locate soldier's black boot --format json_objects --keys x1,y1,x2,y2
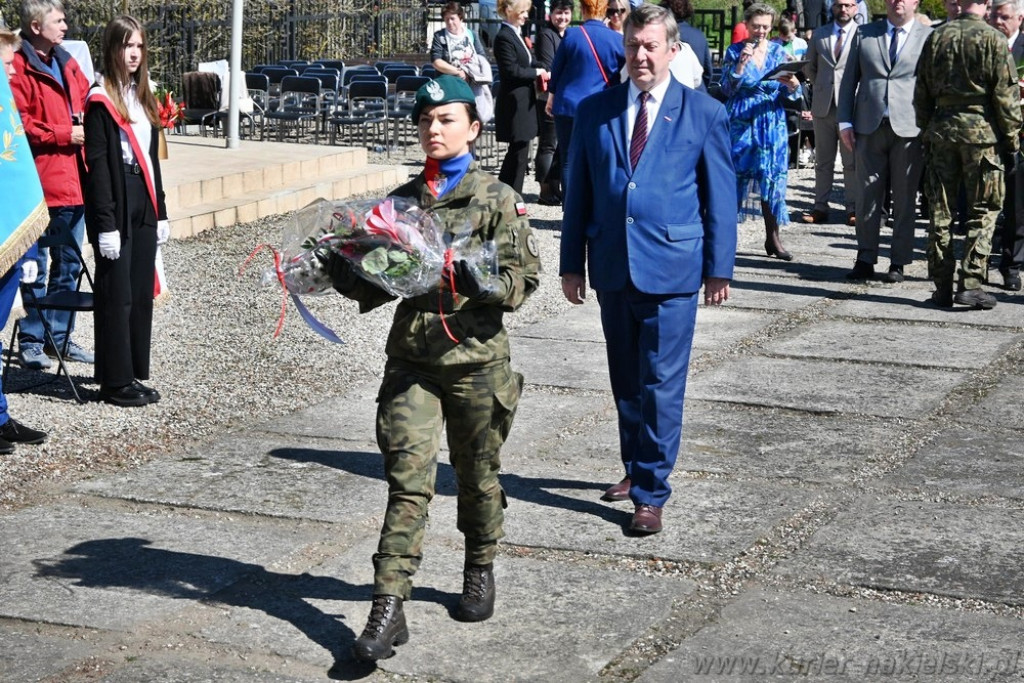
[
  {"x1": 352, "y1": 595, "x2": 409, "y2": 661},
  {"x1": 456, "y1": 563, "x2": 495, "y2": 622}
]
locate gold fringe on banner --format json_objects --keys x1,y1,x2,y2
[{"x1": 0, "y1": 201, "x2": 49, "y2": 278}]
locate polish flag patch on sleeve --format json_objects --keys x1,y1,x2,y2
[{"x1": 515, "y1": 201, "x2": 528, "y2": 216}]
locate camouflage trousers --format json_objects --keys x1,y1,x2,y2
[
  {"x1": 924, "y1": 140, "x2": 1005, "y2": 290},
  {"x1": 372, "y1": 357, "x2": 523, "y2": 600}
]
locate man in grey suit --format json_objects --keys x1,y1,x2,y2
[
  {"x1": 838, "y1": 0, "x2": 931, "y2": 282},
  {"x1": 802, "y1": 0, "x2": 859, "y2": 226}
]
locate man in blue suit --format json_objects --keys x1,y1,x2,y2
[{"x1": 560, "y1": 3, "x2": 737, "y2": 535}]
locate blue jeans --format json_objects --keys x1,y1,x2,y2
[{"x1": 19, "y1": 205, "x2": 85, "y2": 350}]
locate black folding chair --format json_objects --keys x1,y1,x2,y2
[
  {"x1": 2, "y1": 233, "x2": 94, "y2": 403},
  {"x1": 390, "y1": 75, "x2": 429, "y2": 147},
  {"x1": 264, "y1": 75, "x2": 322, "y2": 143},
  {"x1": 329, "y1": 79, "x2": 389, "y2": 149}
]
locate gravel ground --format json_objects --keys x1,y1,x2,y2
[{"x1": 0, "y1": 147, "x2": 575, "y2": 510}]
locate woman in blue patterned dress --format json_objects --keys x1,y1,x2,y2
[{"x1": 721, "y1": 3, "x2": 802, "y2": 261}]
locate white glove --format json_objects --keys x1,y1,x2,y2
[
  {"x1": 156, "y1": 219, "x2": 171, "y2": 245},
  {"x1": 20, "y1": 260, "x2": 38, "y2": 284},
  {"x1": 98, "y1": 231, "x2": 121, "y2": 260}
]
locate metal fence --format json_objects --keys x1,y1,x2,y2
[
  {"x1": 0, "y1": 1, "x2": 733, "y2": 91},
  {"x1": 0, "y1": 0, "x2": 429, "y2": 92}
]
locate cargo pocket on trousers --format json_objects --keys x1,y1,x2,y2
[
  {"x1": 980, "y1": 153, "x2": 1005, "y2": 212},
  {"x1": 486, "y1": 368, "x2": 523, "y2": 453}
]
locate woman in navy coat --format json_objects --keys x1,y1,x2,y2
[{"x1": 493, "y1": 0, "x2": 547, "y2": 193}]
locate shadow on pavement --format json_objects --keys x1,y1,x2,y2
[{"x1": 32, "y1": 537, "x2": 455, "y2": 680}]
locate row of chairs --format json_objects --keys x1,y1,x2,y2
[
  {"x1": 245, "y1": 70, "x2": 434, "y2": 148},
  {"x1": 264, "y1": 59, "x2": 434, "y2": 76}
]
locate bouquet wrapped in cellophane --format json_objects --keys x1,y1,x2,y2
[{"x1": 245, "y1": 196, "x2": 498, "y2": 342}]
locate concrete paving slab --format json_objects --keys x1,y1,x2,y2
[
  {"x1": 829, "y1": 286, "x2": 1024, "y2": 327},
  {"x1": 0, "y1": 626, "x2": 97, "y2": 682},
  {"x1": 891, "y1": 426, "x2": 1024, "y2": 501},
  {"x1": 260, "y1": 382, "x2": 379, "y2": 442},
  {"x1": 499, "y1": 476, "x2": 818, "y2": 564},
  {"x1": 959, "y1": 373, "x2": 1024, "y2": 429},
  {"x1": 0, "y1": 504, "x2": 323, "y2": 630},
  {"x1": 687, "y1": 356, "x2": 967, "y2": 418},
  {"x1": 515, "y1": 302, "x2": 774, "y2": 352},
  {"x1": 194, "y1": 536, "x2": 694, "y2": 682},
  {"x1": 512, "y1": 336, "x2": 615, "y2": 391},
  {"x1": 725, "y1": 276, "x2": 844, "y2": 311},
  {"x1": 681, "y1": 403, "x2": 900, "y2": 482},
  {"x1": 514, "y1": 301, "x2": 604, "y2": 343},
  {"x1": 520, "y1": 401, "x2": 900, "y2": 483},
  {"x1": 73, "y1": 434, "x2": 386, "y2": 524},
  {"x1": 692, "y1": 307, "x2": 774, "y2": 351},
  {"x1": 101, "y1": 661, "x2": 317, "y2": 682},
  {"x1": 774, "y1": 495, "x2": 1024, "y2": 605},
  {"x1": 637, "y1": 586, "x2": 1024, "y2": 682},
  {"x1": 764, "y1": 319, "x2": 1013, "y2": 369}
]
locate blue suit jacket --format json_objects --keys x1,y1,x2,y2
[
  {"x1": 549, "y1": 20, "x2": 625, "y2": 118},
  {"x1": 560, "y1": 78, "x2": 737, "y2": 295}
]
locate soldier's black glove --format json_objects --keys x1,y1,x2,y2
[
  {"x1": 451, "y1": 259, "x2": 494, "y2": 300},
  {"x1": 323, "y1": 253, "x2": 360, "y2": 294}
]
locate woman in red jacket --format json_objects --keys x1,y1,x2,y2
[{"x1": 83, "y1": 15, "x2": 169, "y2": 407}]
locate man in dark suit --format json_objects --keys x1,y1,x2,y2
[
  {"x1": 560, "y1": 4, "x2": 736, "y2": 535},
  {"x1": 661, "y1": 0, "x2": 713, "y2": 90},
  {"x1": 991, "y1": 0, "x2": 1024, "y2": 291},
  {"x1": 838, "y1": 0, "x2": 931, "y2": 283},
  {"x1": 802, "y1": 0, "x2": 859, "y2": 226},
  {"x1": 803, "y1": 0, "x2": 831, "y2": 31}
]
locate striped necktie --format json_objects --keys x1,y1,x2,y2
[{"x1": 629, "y1": 91, "x2": 649, "y2": 170}]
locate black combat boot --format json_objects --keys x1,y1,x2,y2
[
  {"x1": 351, "y1": 595, "x2": 409, "y2": 661},
  {"x1": 456, "y1": 563, "x2": 495, "y2": 622}
]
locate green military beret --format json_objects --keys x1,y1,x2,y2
[{"x1": 411, "y1": 75, "x2": 476, "y2": 123}]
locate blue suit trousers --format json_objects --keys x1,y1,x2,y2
[{"x1": 597, "y1": 283, "x2": 698, "y2": 507}]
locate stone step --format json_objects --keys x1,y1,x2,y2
[
  {"x1": 159, "y1": 136, "x2": 409, "y2": 239},
  {"x1": 169, "y1": 163, "x2": 409, "y2": 238}
]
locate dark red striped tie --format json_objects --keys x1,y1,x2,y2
[{"x1": 629, "y1": 91, "x2": 649, "y2": 170}]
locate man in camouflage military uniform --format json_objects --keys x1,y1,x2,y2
[
  {"x1": 914, "y1": 0, "x2": 1022, "y2": 308},
  {"x1": 328, "y1": 75, "x2": 541, "y2": 662}
]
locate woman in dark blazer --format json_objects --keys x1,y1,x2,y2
[
  {"x1": 493, "y1": 0, "x2": 547, "y2": 194},
  {"x1": 83, "y1": 15, "x2": 169, "y2": 407}
]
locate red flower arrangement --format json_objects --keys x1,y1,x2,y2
[{"x1": 155, "y1": 88, "x2": 185, "y2": 129}]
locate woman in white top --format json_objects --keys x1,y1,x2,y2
[
  {"x1": 430, "y1": 1, "x2": 487, "y2": 80},
  {"x1": 83, "y1": 15, "x2": 169, "y2": 407}
]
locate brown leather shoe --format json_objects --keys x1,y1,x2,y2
[
  {"x1": 630, "y1": 504, "x2": 663, "y2": 534},
  {"x1": 801, "y1": 210, "x2": 828, "y2": 224},
  {"x1": 846, "y1": 212, "x2": 856, "y2": 226},
  {"x1": 601, "y1": 477, "x2": 631, "y2": 502}
]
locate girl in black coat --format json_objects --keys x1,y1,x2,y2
[
  {"x1": 493, "y1": 0, "x2": 548, "y2": 194},
  {"x1": 83, "y1": 15, "x2": 169, "y2": 407}
]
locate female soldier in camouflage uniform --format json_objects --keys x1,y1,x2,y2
[{"x1": 329, "y1": 74, "x2": 541, "y2": 662}]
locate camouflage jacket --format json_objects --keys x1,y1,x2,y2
[
  {"x1": 913, "y1": 14, "x2": 1022, "y2": 152},
  {"x1": 341, "y1": 163, "x2": 542, "y2": 365}
]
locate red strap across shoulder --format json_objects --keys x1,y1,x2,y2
[{"x1": 579, "y1": 27, "x2": 610, "y2": 86}]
